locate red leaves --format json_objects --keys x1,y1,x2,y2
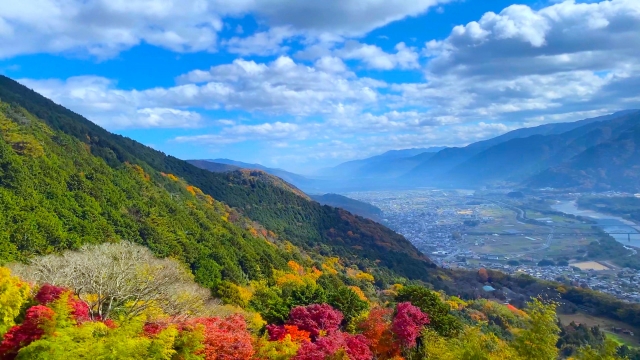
[
  {"x1": 287, "y1": 304, "x2": 343, "y2": 340},
  {"x1": 187, "y1": 314, "x2": 254, "y2": 360},
  {"x1": 391, "y1": 302, "x2": 429, "y2": 349},
  {"x1": 270, "y1": 305, "x2": 372, "y2": 360},
  {"x1": 266, "y1": 324, "x2": 311, "y2": 343},
  {"x1": 143, "y1": 322, "x2": 167, "y2": 337},
  {"x1": 34, "y1": 284, "x2": 90, "y2": 322},
  {"x1": 34, "y1": 284, "x2": 66, "y2": 305},
  {"x1": 68, "y1": 298, "x2": 90, "y2": 322},
  {"x1": 0, "y1": 305, "x2": 55, "y2": 359},
  {"x1": 293, "y1": 332, "x2": 371, "y2": 360}
]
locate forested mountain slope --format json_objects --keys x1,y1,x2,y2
[
  {"x1": 201, "y1": 158, "x2": 312, "y2": 187},
  {"x1": 0, "y1": 75, "x2": 434, "y2": 284},
  {"x1": 0, "y1": 101, "x2": 295, "y2": 288},
  {"x1": 445, "y1": 111, "x2": 640, "y2": 186},
  {"x1": 309, "y1": 194, "x2": 383, "y2": 221},
  {"x1": 187, "y1": 159, "x2": 240, "y2": 173},
  {"x1": 529, "y1": 120, "x2": 640, "y2": 191}
]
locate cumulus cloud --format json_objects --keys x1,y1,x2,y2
[
  {"x1": 406, "y1": 0, "x2": 640, "y2": 123},
  {"x1": 174, "y1": 56, "x2": 383, "y2": 115},
  {"x1": 11, "y1": 0, "x2": 640, "y2": 168},
  {"x1": 337, "y1": 41, "x2": 420, "y2": 70},
  {"x1": 0, "y1": 0, "x2": 447, "y2": 58},
  {"x1": 0, "y1": 0, "x2": 224, "y2": 58},
  {"x1": 18, "y1": 76, "x2": 202, "y2": 129},
  {"x1": 17, "y1": 56, "x2": 385, "y2": 129},
  {"x1": 224, "y1": 26, "x2": 296, "y2": 56}
]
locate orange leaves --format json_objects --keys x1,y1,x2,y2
[
  {"x1": 346, "y1": 268, "x2": 375, "y2": 283},
  {"x1": 275, "y1": 262, "x2": 323, "y2": 287},
  {"x1": 130, "y1": 164, "x2": 150, "y2": 181},
  {"x1": 187, "y1": 314, "x2": 254, "y2": 360},
  {"x1": 321, "y1": 258, "x2": 341, "y2": 276},
  {"x1": 186, "y1": 185, "x2": 204, "y2": 196},
  {"x1": 478, "y1": 268, "x2": 489, "y2": 283},
  {"x1": 288, "y1": 261, "x2": 304, "y2": 275},
  {"x1": 357, "y1": 307, "x2": 399, "y2": 360},
  {"x1": 267, "y1": 325, "x2": 311, "y2": 343},
  {"x1": 276, "y1": 273, "x2": 305, "y2": 287}
]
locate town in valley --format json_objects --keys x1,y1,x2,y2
[{"x1": 347, "y1": 189, "x2": 640, "y2": 303}]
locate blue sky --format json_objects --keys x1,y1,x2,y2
[{"x1": 1, "y1": 0, "x2": 639, "y2": 173}]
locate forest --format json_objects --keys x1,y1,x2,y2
[{"x1": 0, "y1": 243, "x2": 631, "y2": 359}]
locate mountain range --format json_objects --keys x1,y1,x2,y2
[{"x1": 195, "y1": 110, "x2": 640, "y2": 193}]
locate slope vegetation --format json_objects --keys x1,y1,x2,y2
[{"x1": 0, "y1": 75, "x2": 434, "y2": 284}]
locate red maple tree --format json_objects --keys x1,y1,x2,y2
[
  {"x1": 0, "y1": 305, "x2": 55, "y2": 359},
  {"x1": 287, "y1": 304, "x2": 343, "y2": 340},
  {"x1": 391, "y1": 302, "x2": 429, "y2": 348}
]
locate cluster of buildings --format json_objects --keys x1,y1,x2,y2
[
  {"x1": 442, "y1": 259, "x2": 640, "y2": 303},
  {"x1": 347, "y1": 189, "x2": 640, "y2": 303}
]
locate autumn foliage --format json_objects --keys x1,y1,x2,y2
[
  {"x1": 358, "y1": 307, "x2": 400, "y2": 359},
  {"x1": 0, "y1": 305, "x2": 55, "y2": 359},
  {"x1": 391, "y1": 302, "x2": 430, "y2": 348},
  {"x1": 267, "y1": 324, "x2": 311, "y2": 343},
  {"x1": 187, "y1": 314, "x2": 255, "y2": 360},
  {"x1": 287, "y1": 304, "x2": 343, "y2": 340},
  {"x1": 35, "y1": 284, "x2": 90, "y2": 322},
  {"x1": 293, "y1": 331, "x2": 372, "y2": 360}
]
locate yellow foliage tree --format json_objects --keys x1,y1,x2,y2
[{"x1": 0, "y1": 267, "x2": 31, "y2": 336}]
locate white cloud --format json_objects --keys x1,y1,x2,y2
[
  {"x1": 337, "y1": 41, "x2": 420, "y2": 70},
  {"x1": 18, "y1": 76, "x2": 202, "y2": 129},
  {"x1": 0, "y1": 0, "x2": 225, "y2": 58},
  {"x1": 173, "y1": 56, "x2": 384, "y2": 115},
  {"x1": 408, "y1": 0, "x2": 640, "y2": 123},
  {"x1": 314, "y1": 57, "x2": 348, "y2": 73},
  {"x1": 224, "y1": 26, "x2": 295, "y2": 56},
  {"x1": 175, "y1": 121, "x2": 308, "y2": 145},
  {"x1": 0, "y1": 0, "x2": 448, "y2": 58}
]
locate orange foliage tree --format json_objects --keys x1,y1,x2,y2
[
  {"x1": 186, "y1": 314, "x2": 254, "y2": 360},
  {"x1": 357, "y1": 307, "x2": 400, "y2": 359}
]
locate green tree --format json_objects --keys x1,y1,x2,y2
[
  {"x1": 396, "y1": 286, "x2": 462, "y2": 337},
  {"x1": 512, "y1": 299, "x2": 560, "y2": 360},
  {"x1": 328, "y1": 287, "x2": 369, "y2": 327}
]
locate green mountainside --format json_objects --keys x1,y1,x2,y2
[
  {"x1": 0, "y1": 100, "x2": 296, "y2": 287},
  {"x1": 186, "y1": 159, "x2": 241, "y2": 173},
  {"x1": 0, "y1": 75, "x2": 434, "y2": 285},
  {"x1": 309, "y1": 193, "x2": 384, "y2": 221}
]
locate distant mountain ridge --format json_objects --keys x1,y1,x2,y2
[
  {"x1": 401, "y1": 110, "x2": 640, "y2": 185},
  {"x1": 190, "y1": 110, "x2": 640, "y2": 193},
  {"x1": 320, "y1": 147, "x2": 447, "y2": 180},
  {"x1": 528, "y1": 113, "x2": 640, "y2": 191},
  {"x1": 310, "y1": 193, "x2": 383, "y2": 221}
]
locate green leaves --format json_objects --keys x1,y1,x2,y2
[{"x1": 396, "y1": 286, "x2": 463, "y2": 337}]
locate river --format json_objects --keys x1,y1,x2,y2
[{"x1": 551, "y1": 200, "x2": 640, "y2": 247}]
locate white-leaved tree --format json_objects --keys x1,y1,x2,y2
[{"x1": 11, "y1": 241, "x2": 221, "y2": 320}]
